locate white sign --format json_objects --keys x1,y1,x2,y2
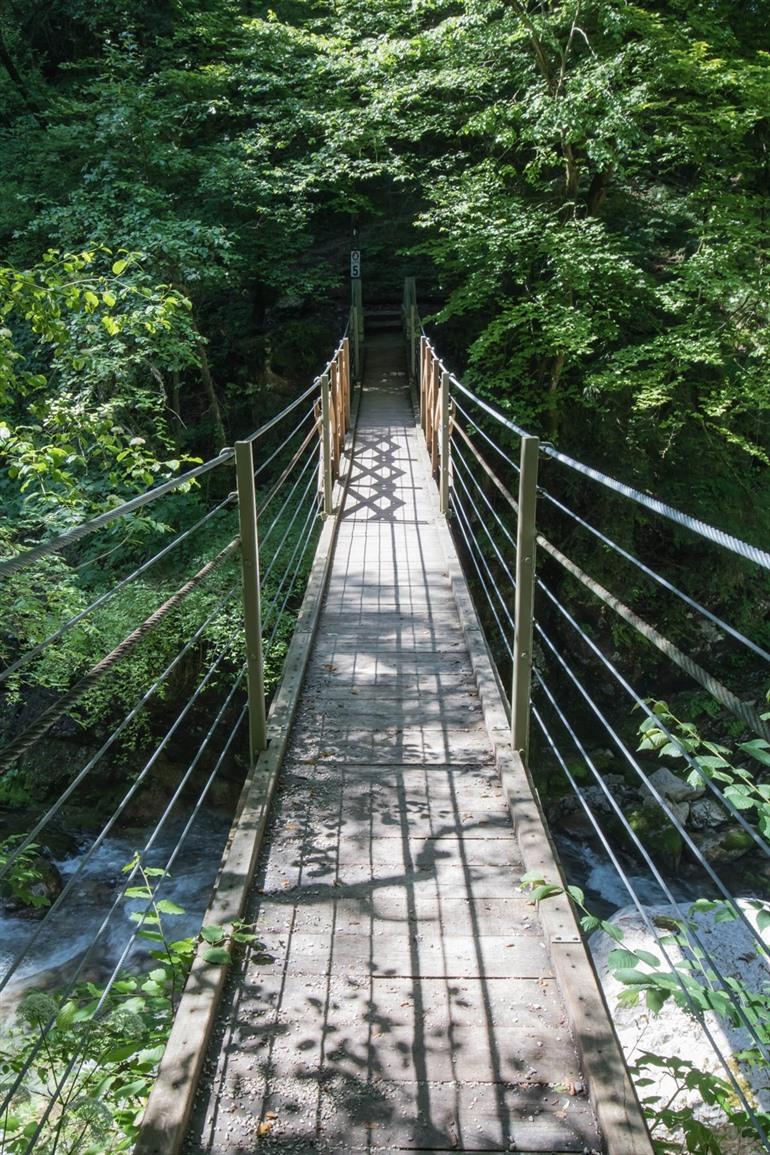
[{"x1": 350, "y1": 250, "x2": 361, "y2": 279}]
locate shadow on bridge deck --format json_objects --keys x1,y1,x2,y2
[{"x1": 184, "y1": 333, "x2": 603, "y2": 1154}]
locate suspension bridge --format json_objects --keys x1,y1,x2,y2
[{"x1": 1, "y1": 283, "x2": 769, "y2": 1155}]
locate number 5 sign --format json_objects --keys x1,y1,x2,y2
[{"x1": 350, "y1": 250, "x2": 361, "y2": 279}]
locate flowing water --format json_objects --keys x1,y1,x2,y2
[{"x1": 0, "y1": 808, "x2": 232, "y2": 1009}]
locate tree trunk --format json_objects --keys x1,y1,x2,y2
[{"x1": 197, "y1": 340, "x2": 227, "y2": 451}]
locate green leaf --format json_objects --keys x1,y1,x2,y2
[
  {"x1": 608, "y1": 949, "x2": 642, "y2": 970},
  {"x1": 738, "y1": 740, "x2": 770, "y2": 768},
  {"x1": 200, "y1": 926, "x2": 226, "y2": 944},
  {"x1": 612, "y1": 967, "x2": 648, "y2": 985},
  {"x1": 530, "y1": 883, "x2": 564, "y2": 903},
  {"x1": 645, "y1": 987, "x2": 670, "y2": 1013},
  {"x1": 112, "y1": 259, "x2": 128, "y2": 275},
  {"x1": 566, "y1": 885, "x2": 585, "y2": 906},
  {"x1": 202, "y1": 946, "x2": 231, "y2": 965},
  {"x1": 155, "y1": 899, "x2": 185, "y2": 916},
  {"x1": 520, "y1": 870, "x2": 548, "y2": 886}
]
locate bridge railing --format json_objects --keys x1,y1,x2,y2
[
  {"x1": 0, "y1": 329, "x2": 352, "y2": 1152},
  {"x1": 408, "y1": 283, "x2": 770, "y2": 1147}
]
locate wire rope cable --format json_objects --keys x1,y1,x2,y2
[
  {"x1": 0, "y1": 538, "x2": 240, "y2": 770},
  {"x1": 12, "y1": 693, "x2": 248, "y2": 1154},
  {"x1": 538, "y1": 485, "x2": 770, "y2": 665},
  {"x1": 0, "y1": 642, "x2": 237, "y2": 993},
  {"x1": 243, "y1": 380, "x2": 319, "y2": 445},
  {"x1": 252, "y1": 404, "x2": 316, "y2": 488},
  {"x1": 532, "y1": 612, "x2": 770, "y2": 961},
  {"x1": 0, "y1": 585, "x2": 239, "y2": 882},
  {"x1": 530, "y1": 698, "x2": 770, "y2": 1141},
  {"x1": 264, "y1": 494, "x2": 322, "y2": 650},
  {"x1": 259, "y1": 445, "x2": 319, "y2": 565},
  {"x1": 448, "y1": 490, "x2": 513, "y2": 658},
  {"x1": 452, "y1": 440, "x2": 517, "y2": 555},
  {"x1": 452, "y1": 395, "x2": 520, "y2": 473},
  {"x1": 535, "y1": 575, "x2": 770, "y2": 857},
  {"x1": 0, "y1": 492, "x2": 236, "y2": 686},
  {"x1": 0, "y1": 378, "x2": 325, "y2": 580}
]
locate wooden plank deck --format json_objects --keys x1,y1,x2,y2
[{"x1": 184, "y1": 335, "x2": 605, "y2": 1154}]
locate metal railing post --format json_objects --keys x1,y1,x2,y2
[
  {"x1": 439, "y1": 370, "x2": 450, "y2": 514},
  {"x1": 352, "y1": 307, "x2": 361, "y2": 384},
  {"x1": 419, "y1": 336, "x2": 427, "y2": 434},
  {"x1": 234, "y1": 440, "x2": 267, "y2": 763},
  {"x1": 342, "y1": 336, "x2": 351, "y2": 427},
  {"x1": 320, "y1": 371, "x2": 334, "y2": 517},
  {"x1": 352, "y1": 279, "x2": 363, "y2": 382},
  {"x1": 511, "y1": 435, "x2": 539, "y2": 763},
  {"x1": 410, "y1": 303, "x2": 418, "y2": 385}
]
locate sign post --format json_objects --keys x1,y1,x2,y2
[{"x1": 350, "y1": 248, "x2": 363, "y2": 382}]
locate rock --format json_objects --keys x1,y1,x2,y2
[
  {"x1": 646, "y1": 766, "x2": 704, "y2": 804},
  {"x1": 695, "y1": 825, "x2": 755, "y2": 864},
  {"x1": 546, "y1": 773, "x2": 633, "y2": 837},
  {"x1": 591, "y1": 899, "x2": 770, "y2": 1150},
  {"x1": 0, "y1": 845, "x2": 63, "y2": 916},
  {"x1": 689, "y1": 797, "x2": 729, "y2": 830},
  {"x1": 669, "y1": 800, "x2": 690, "y2": 826},
  {"x1": 627, "y1": 803, "x2": 683, "y2": 869}
]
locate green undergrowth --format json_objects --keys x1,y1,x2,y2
[{"x1": 0, "y1": 859, "x2": 259, "y2": 1154}]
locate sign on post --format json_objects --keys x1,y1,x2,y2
[{"x1": 350, "y1": 250, "x2": 361, "y2": 279}]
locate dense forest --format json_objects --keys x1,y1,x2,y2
[
  {"x1": 1, "y1": 2, "x2": 769, "y2": 1152},
  {"x1": 1, "y1": 0, "x2": 769, "y2": 521}
]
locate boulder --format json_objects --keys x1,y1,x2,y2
[
  {"x1": 694, "y1": 825, "x2": 755, "y2": 865},
  {"x1": 646, "y1": 765, "x2": 704, "y2": 804},
  {"x1": 689, "y1": 797, "x2": 729, "y2": 830}
]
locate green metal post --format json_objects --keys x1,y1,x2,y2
[
  {"x1": 320, "y1": 371, "x2": 333, "y2": 517},
  {"x1": 234, "y1": 440, "x2": 267, "y2": 763},
  {"x1": 352, "y1": 279, "x2": 363, "y2": 382},
  {"x1": 351, "y1": 306, "x2": 361, "y2": 384},
  {"x1": 410, "y1": 303, "x2": 418, "y2": 385},
  {"x1": 511, "y1": 435, "x2": 539, "y2": 763},
  {"x1": 439, "y1": 370, "x2": 450, "y2": 514}
]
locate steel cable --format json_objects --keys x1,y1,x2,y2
[
  {"x1": 451, "y1": 395, "x2": 520, "y2": 473},
  {"x1": 453, "y1": 418, "x2": 520, "y2": 517},
  {"x1": 259, "y1": 447, "x2": 318, "y2": 567},
  {"x1": 452, "y1": 442, "x2": 517, "y2": 558},
  {"x1": 449, "y1": 490, "x2": 513, "y2": 658},
  {"x1": 0, "y1": 380, "x2": 323, "y2": 580},
  {"x1": 0, "y1": 586, "x2": 239, "y2": 881},
  {"x1": 449, "y1": 373, "x2": 529, "y2": 439},
  {"x1": 535, "y1": 576, "x2": 770, "y2": 858},
  {"x1": 256, "y1": 416, "x2": 319, "y2": 519},
  {"x1": 0, "y1": 642, "x2": 235, "y2": 992},
  {"x1": 0, "y1": 539, "x2": 240, "y2": 771},
  {"x1": 1, "y1": 673, "x2": 247, "y2": 1139},
  {"x1": 452, "y1": 425, "x2": 769, "y2": 740},
  {"x1": 541, "y1": 445, "x2": 770, "y2": 571},
  {"x1": 532, "y1": 669, "x2": 770, "y2": 1073},
  {"x1": 0, "y1": 493, "x2": 236, "y2": 686},
  {"x1": 532, "y1": 613, "x2": 770, "y2": 963},
  {"x1": 265, "y1": 495, "x2": 322, "y2": 650},
  {"x1": 538, "y1": 486, "x2": 770, "y2": 665},
  {"x1": 252, "y1": 405, "x2": 316, "y2": 485},
  {"x1": 530, "y1": 697, "x2": 770, "y2": 1139}
]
